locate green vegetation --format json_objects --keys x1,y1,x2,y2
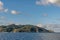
[{"x1": 0, "y1": 24, "x2": 54, "y2": 32}]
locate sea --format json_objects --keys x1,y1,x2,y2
[{"x1": 0, "y1": 32, "x2": 60, "y2": 40}]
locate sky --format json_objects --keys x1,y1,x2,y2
[{"x1": 0, "y1": 0, "x2": 60, "y2": 25}]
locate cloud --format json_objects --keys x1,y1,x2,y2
[
  {"x1": 11, "y1": 10, "x2": 20, "y2": 15},
  {"x1": 0, "y1": 1, "x2": 3, "y2": 7},
  {"x1": 0, "y1": 16, "x2": 6, "y2": 20},
  {"x1": 0, "y1": 1, "x2": 4, "y2": 11},
  {"x1": 42, "y1": 13, "x2": 48, "y2": 17},
  {"x1": 15, "y1": 23, "x2": 20, "y2": 25},
  {"x1": 6, "y1": 21, "x2": 15, "y2": 25},
  {"x1": 36, "y1": 0, "x2": 60, "y2": 6},
  {"x1": 56, "y1": 18, "x2": 60, "y2": 21},
  {"x1": 37, "y1": 24, "x2": 43, "y2": 27},
  {"x1": 0, "y1": 1, "x2": 8, "y2": 13},
  {"x1": 45, "y1": 24, "x2": 60, "y2": 32},
  {"x1": 0, "y1": 1, "x2": 21, "y2": 15},
  {"x1": 36, "y1": 0, "x2": 49, "y2": 5},
  {"x1": 6, "y1": 21, "x2": 20, "y2": 25},
  {"x1": 4, "y1": 9, "x2": 8, "y2": 12}
]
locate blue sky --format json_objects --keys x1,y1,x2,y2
[{"x1": 0, "y1": 0, "x2": 60, "y2": 25}]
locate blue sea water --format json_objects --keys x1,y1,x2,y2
[{"x1": 0, "y1": 32, "x2": 60, "y2": 40}]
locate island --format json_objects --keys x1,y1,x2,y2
[{"x1": 0, "y1": 24, "x2": 54, "y2": 32}]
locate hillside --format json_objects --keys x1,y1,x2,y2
[{"x1": 0, "y1": 24, "x2": 54, "y2": 32}]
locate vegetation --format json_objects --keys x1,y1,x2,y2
[{"x1": 0, "y1": 24, "x2": 54, "y2": 32}]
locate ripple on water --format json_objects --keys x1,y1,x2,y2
[{"x1": 0, "y1": 33, "x2": 59, "y2": 40}]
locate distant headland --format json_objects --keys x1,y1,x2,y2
[{"x1": 0, "y1": 24, "x2": 54, "y2": 32}]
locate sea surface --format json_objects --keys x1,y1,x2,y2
[{"x1": 0, "y1": 32, "x2": 60, "y2": 40}]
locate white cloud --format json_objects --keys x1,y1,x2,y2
[
  {"x1": 6, "y1": 21, "x2": 20, "y2": 25},
  {"x1": 36, "y1": 0, "x2": 60, "y2": 6},
  {"x1": 4, "y1": 9, "x2": 8, "y2": 12},
  {"x1": 36, "y1": 0, "x2": 49, "y2": 5},
  {"x1": 11, "y1": 10, "x2": 19, "y2": 15},
  {"x1": 54, "y1": 28, "x2": 60, "y2": 32},
  {"x1": 44, "y1": 24, "x2": 60, "y2": 32},
  {"x1": 42, "y1": 13, "x2": 48, "y2": 17},
  {"x1": 0, "y1": 1, "x2": 8, "y2": 12},
  {"x1": 37, "y1": 24, "x2": 43, "y2": 27},
  {"x1": 0, "y1": 1, "x2": 21, "y2": 15},
  {"x1": 0, "y1": 16, "x2": 6, "y2": 20},
  {"x1": 0, "y1": 1, "x2": 4, "y2": 12},
  {"x1": 0, "y1": 1, "x2": 3, "y2": 7},
  {"x1": 7, "y1": 22, "x2": 14, "y2": 25},
  {"x1": 15, "y1": 23, "x2": 20, "y2": 25},
  {"x1": 8, "y1": 22, "x2": 14, "y2": 25}
]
